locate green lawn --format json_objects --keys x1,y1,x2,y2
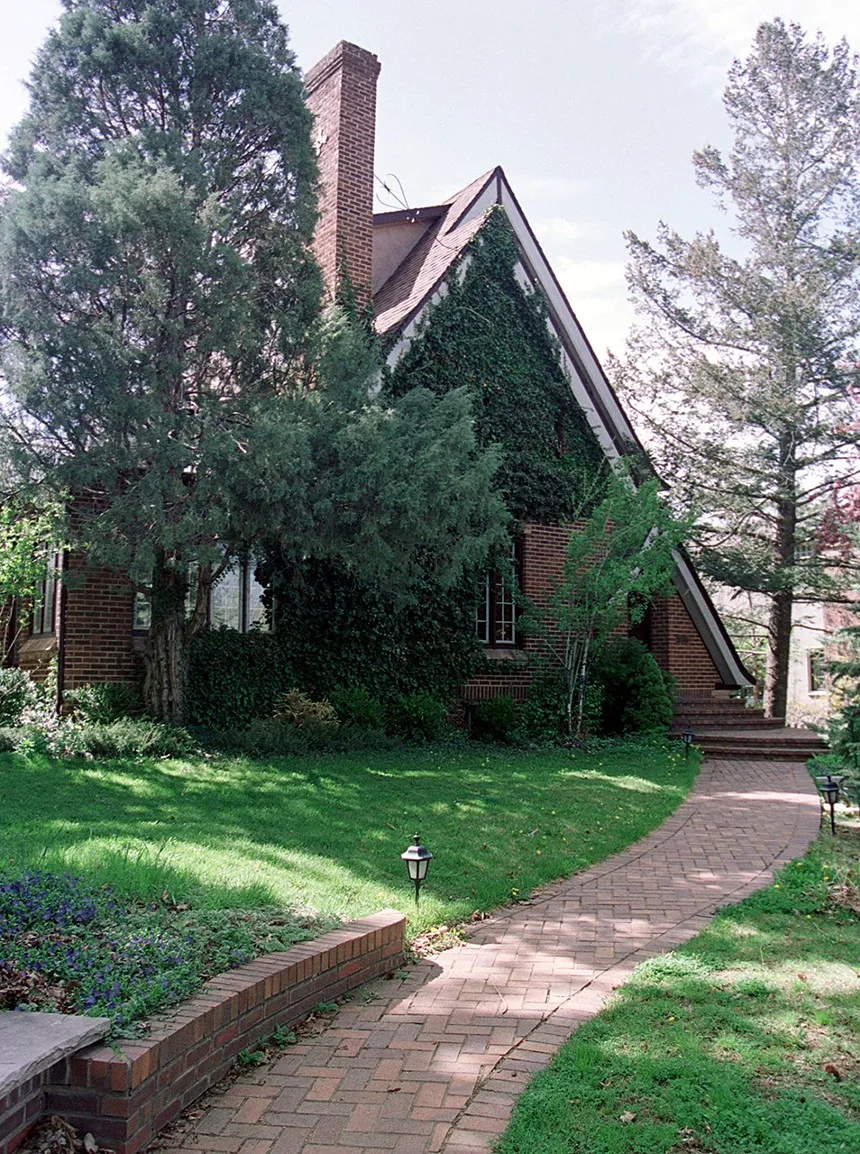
[
  {"x1": 496, "y1": 823, "x2": 860, "y2": 1154},
  {"x1": 0, "y1": 740, "x2": 695, "y2": 936}
]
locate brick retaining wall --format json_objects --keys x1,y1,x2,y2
[{"x1": 1, "y1": 910, "x2": 406, "y2": 1154}]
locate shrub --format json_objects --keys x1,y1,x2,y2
[
  {"x1": 274, "y1": 690, "x2": 339, "y2": 729},
  {"x1": 390, "y1": 693, "x2": 449, "y2": 742},
  {"x1": 597, "y1": 637, "x2": 674, "y2": 735},
  {"x1": 187, "y1": 628, "x2": 295, "y2": 729},
  {"x1": 472, "y1": 695, "x2": 518, "y2": 743},
  {"x1": 209, "y1": 717, "x2": 395, "y2": 758},
  {"x1": 516, "y1": 669, "x2": 567, "y2": 742},
  {"x1": 330, "y1": 686, "x2": 386, "y2": 730},
  {"x1": 76, "y1": 719, "x2": 197, "y2": 759},
  {"x1": 0, "y1": 668, "x2": 34, "y2": 725},
  {"x1": 64, "y1": 682, "x2": 141, "y2": 723}
]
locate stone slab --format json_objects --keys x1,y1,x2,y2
[{"x1": 0, "y1": 1011, "x2": 110, "y2": 1097}]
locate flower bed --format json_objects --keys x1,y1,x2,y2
[{"x1": 0, "y1": 871, "x2": 335, "y2": 1035}]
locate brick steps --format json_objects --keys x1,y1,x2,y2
[
  {"x1": 690, "y1": 728, "x2": 827, "y2": 761},
  {"x1": 672, "y1": 698, "x2": 786, "y2": 733}
]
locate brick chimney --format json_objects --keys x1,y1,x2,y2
[{"x1": 305, "y1": 42, "x2": 381, "y2": 308}]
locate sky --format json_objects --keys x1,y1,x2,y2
[{"x1": 2, "y1": 0, "x2": 860, "y2": 360}]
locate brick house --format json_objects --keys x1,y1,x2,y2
[{"x1": 11, "y1": 40, "x2": 753, "y2": 712}]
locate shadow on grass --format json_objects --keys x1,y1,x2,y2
[{"x1": 0, "y1": 744, "x2": 695, "y2": 927}]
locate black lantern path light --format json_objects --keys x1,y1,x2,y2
[
  {"x1": 682, "y1": 728, "x2": 695, "y2": 760},
  {"x1": 816, "y1": 775, "x2": 842, "y2": 836},
  {"x1": 401, "y1": 834, "x2": 433, "y2": 905}
]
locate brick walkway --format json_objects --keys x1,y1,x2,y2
[{"x1": 157, "y1": 759, "x2": 820, "y2": 1154}]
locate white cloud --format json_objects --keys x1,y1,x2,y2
[
  {"x1": 603, "y1": 0, "x2": 860, "y2": 88},
  {"x1": 533, "y1": 217, "x2": 593, "y2": 244}
]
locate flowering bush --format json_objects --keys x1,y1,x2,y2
[{"x1": 0, "y1": 870, "x2": 331, "y2": 1035}]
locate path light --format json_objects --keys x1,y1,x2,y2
[
  {"x1": 682, "y1": 728, "x2": 695, "y2": 760},
  {"x1": 401, "y1": 833, "x2": 433, "y2": 905},
  {"x1": 816, "y1": 775, "x2": 841, "y2": 835}
]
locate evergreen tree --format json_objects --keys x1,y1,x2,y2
[
  {"x1": 0, "y1": 0, "x2": 506, "y2": 721},
  {"x1": 615, "y1": 19, "x2": 860, "y2": 718}
]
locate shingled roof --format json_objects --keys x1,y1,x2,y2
[{"x1": 373, "y1": 170, "x2": 496, "y2": 335}]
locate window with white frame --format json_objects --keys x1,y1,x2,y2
[
  {"x1": 476, "y1": 541, "x2": 521, "y2": 647},
  {"x1": 133, "y1": 560, "x2": 270, "y2": 634}
]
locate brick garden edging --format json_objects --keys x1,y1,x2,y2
[{"x1": 1, "y1": 909, "x2": 406, "y2": 1154}]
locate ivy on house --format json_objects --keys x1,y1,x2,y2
[{"x1": 386, "y1": 208, "x2": 607, "y2": 523}]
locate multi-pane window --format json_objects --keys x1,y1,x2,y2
[
  {"x1": 31, "y1": 552, "x2": 59, "y2": 636},
  {"x1": 476, "y1": 542, "x2": 521, "y2": 647},
  {"x1": 808, "y1": 649, "x2": 826, "y2": 693},
  {"x1": 133, "y1": 560, "x2": 270, "y2": 634}
]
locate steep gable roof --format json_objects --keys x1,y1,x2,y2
[{"x1": 372, "y1": 168, "x2": 753, "y2": 689}]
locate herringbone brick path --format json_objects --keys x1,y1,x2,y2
[{"x1": 155, "y1": 759, "x2": 820, "y2": 1154}]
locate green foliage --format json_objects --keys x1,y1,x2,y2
[
  {"x1": 826, "y1": 625, "x2": 860, "y2": 781},
  {"x1": 64, "y1": 682, "x2": 142, "y2": 724},
  {"x1": 206, "y1": 717, "x2": 395, "y2": 758},
  {"x1": 526, "y1": 465, "x2": 689, "y2": 735},
  {"x1": 274, "y1": 690, "x2": 338, "y2": 729},
  {"x1": 329, "y1": 687, "x2": 386, "y2": 731},
  {"x1": 597, "y1": 637, "x2": 675, "y2": 735},
  {"x1": 270, "y1": 558, "x2": 484, "y2": 704},
  {"x1": 387, "y1": 209, "x2": 608, "y2": 522},
  {"x1": 471, "y1": 696, "x2": 518, "y2": 743},
  {"x1": 0, "y1": 2, "x2": 506, "y2": 723},
  {"x1": 389, "y1": 693, "x2": 450, "y2": 742},
  {"x1": 0, "y1": 668, "x2": 34, "y2": 725},
  {"x1": 76, "y1": 719, "x2": 197, "y2": 760},
  {"x1": 187, "y1": 628, "x2": 296, "y2": 729}
]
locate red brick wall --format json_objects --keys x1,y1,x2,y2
[
  {"x1": 305, "y1": 42, "x2": 380, "y2": 307},
  {"x1": 61, "y1": 553, "x2": 139, "y2": 688},
  {"x1": 2, "y1": 912, "x2": 405, "y2": 1154},
  {"x1": 0, "y1": 1072, "x2": 43, "y2": 1154},
  {"x1": 649, "y1": 592, "x2": 724, "y2": 698},
  {"x1": 463, "y1": 522, "x2": 724, "y2": 702}
]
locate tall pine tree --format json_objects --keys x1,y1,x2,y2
[{"x1": 616, "y1": 19, "x2": 860, "y2": 719}]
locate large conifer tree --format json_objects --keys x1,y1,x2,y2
[
  {"x1": 0, "y1": 0, "x2": 506, "y2": 721},
  {"x1": 617, "y1": 19, "x2": 860, "y2": 718}
]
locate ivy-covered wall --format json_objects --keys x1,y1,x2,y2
[
  {"x1": 254, "y1": 209, "x2": 607, "y2": 711},
  {"x1": 386, "y1": 208, "x2": 607, "y2": 522}
]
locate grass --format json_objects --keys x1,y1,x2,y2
[
  {"x1": 0, "y1": 739, "x2": 696, "y2": 937},
  {"x1": 496, "y1": 819, "x2": 860, "y2": 1154}
]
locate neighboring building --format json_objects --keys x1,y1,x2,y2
[
  {"x1": 715, "y1": 587, "x2": 859, "y2": 727},
  {"x1": 10, "y1": 40, "x2": 754, "y2": 712}
]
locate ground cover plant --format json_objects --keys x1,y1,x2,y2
[
  {"x1": 0, "y1": 741, "x2": 695, "y2": 946},
  {"x1": 496, "y1": 823, "x2": 860, "y2": 1154},
  {"x1": 0, "y1": 870, "x2": 331, "y2": 1037}
]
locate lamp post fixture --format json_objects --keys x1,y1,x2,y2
[
  {"x1": 682, "y1": 728, "x2": 694, "y2": 760},
  {"x1": 816, "y1": 775, "x2": 841, "y2": 835},
  {"x1": 401, "y1": 833, "x2": 433, "y2": 905}
]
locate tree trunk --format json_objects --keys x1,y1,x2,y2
[
  {"x1": 763, "y1": 589, "x2": 792, "y2": 720},
  {"x1": 763, "y1": 441, "x2": 797, "y2": 720},
  {"x1": 143, "y1": 555, "x2": 189, "y2": 724}
]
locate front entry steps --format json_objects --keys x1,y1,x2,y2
[
  {"x1": 672, "y1": 698, "x2": 785, "y2": 732},
  {"x1": 688, "y1": 727, "x2": 827, "y2": 761}
]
